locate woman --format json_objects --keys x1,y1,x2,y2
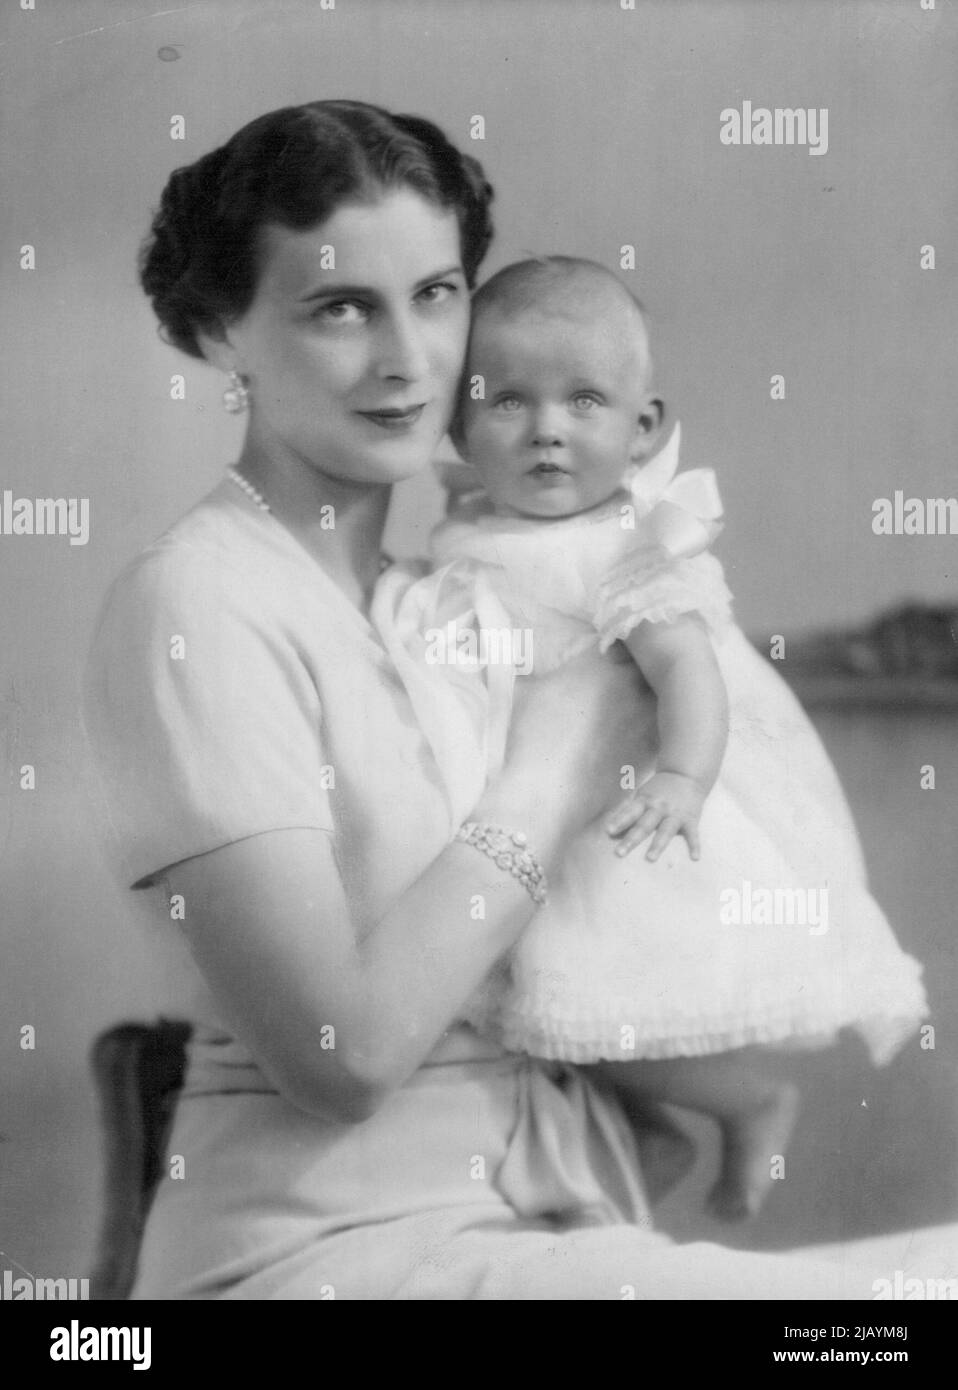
[{"x1": 84, "y1": 100, "x2": 889, "y2": 1299}]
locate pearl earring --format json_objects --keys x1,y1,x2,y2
[{"x1": 222, "y1": 370, "x2": 250, "y2": 414}]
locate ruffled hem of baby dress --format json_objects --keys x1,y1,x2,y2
[{"x1": 463, "y1": 958, "x2": 929, "y2": 1070}]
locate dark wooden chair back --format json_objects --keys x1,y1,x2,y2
[{"x1": 88, "y1": 1019, "x2": 192, "y2": 1300}]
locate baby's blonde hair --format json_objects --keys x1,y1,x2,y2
[{"x1": 471, "y1": 254, "x2": 648, "y2": 327}]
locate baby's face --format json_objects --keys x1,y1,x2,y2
[{"x1": 458, "y1": 307, "x2": 655, "y2": 520}]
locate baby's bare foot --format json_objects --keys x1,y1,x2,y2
[{"x1": 706, "y1": 1081, "x2": 800, "y2": 1221}]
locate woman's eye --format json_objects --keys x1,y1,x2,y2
[
  {"x1": 314, "y1": 300, "x2": 368, "y2": 324},
  {"x1": 572, "y1": 393, "x2": 601, "y2": 411},
  {"x1": 494, "y1": 396, "x2": 522, "y2": 412},
  {"x1": 417, "y1": 281, "x2": 459, "y2": 305}
]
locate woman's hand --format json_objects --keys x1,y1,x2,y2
[{"x1": 479, "y1": 647, "x2": 657, "y2": 855}]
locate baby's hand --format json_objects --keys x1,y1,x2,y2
[{"x1": 605, "y1": 772, "x2": 705, "y2": 862}]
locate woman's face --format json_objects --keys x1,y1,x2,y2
[{"x1": 225, "y1": 188, "x2": 471, "y2": 486}]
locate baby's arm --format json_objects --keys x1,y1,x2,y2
[{"x1": 606, "y1": 614, "x2": 729, "y2": 861}]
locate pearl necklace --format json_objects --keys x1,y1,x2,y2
[
  {"x1": 227, "y1": 466, "x2": 270, "y2": 512},
  {"x1": 226, "y1": 466, "x2": 392, "y2": 573}
]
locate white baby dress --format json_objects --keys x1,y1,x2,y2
[{"x1": 370, "y1": 427, "x2": 928, "y2": 1065}]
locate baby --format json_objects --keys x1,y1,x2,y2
[{"x1": 372, "y1": 256, "x2": 927, "y2": 1219}]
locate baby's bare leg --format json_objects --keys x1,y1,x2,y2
[{"x1": 593, "y1": 1052, "x2": 800, "y2": 1221}]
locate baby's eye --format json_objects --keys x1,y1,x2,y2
[
  {"x1": 494, "y1": 395, "x2": 523, "y2": 412},
  {"x1": 571, "y1": 393, "x2": 602, "y2": 411}
]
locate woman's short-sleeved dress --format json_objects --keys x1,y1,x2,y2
[{"x1": 82, "y1": 476, "x2": 895, "y2": 1300}]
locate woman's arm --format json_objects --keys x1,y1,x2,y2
[
  {"x1": 605, "y1": 614, "x2": 729, "y2": 861},
  {"x1": 163, "y1": 826, "x2": 537, "y2": 1123},
  {"x1": 162, "y1": 649, "x2": 650, "y2": 1123}
]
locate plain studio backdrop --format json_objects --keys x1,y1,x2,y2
[{"x1": 1, "y1": 0, "x2": 956, "y2": 1282}]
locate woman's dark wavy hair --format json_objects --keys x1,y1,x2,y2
[{"x1": 139, "y1": 100, "x2": 495, "y2": 359}]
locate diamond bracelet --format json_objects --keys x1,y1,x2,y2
[{"x1": 453, "y1": 822, "x2": 549, "y2": 906}]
